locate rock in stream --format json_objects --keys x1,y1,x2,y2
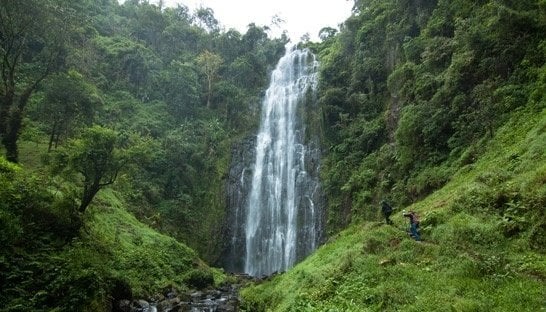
[{"x1": 115, "y1": 281, "x2": 245, "y2": 312}]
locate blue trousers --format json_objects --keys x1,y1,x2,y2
[{"x1": 410, "y1": 223, "x2": 421, "y2": 241}]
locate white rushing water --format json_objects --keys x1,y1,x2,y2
[{"x1": 244, "y1": 46, "x2": 319, "y2": 277}]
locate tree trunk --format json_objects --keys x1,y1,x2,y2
[
  {"x1": 79, "y1": 181, "x2": 101, "y2": 213},
  {"x1": 207, "y1": 76, "x2": 212, "y2": 109},
  {"x1": 54, "y1": 131, "x2": 61, "y2": 149},
  {"x1": 1, "y1": 70, "x2": 51, "y2": 162},
  {"x1": 2, "y1": 106, "x2": 23, "y2": 163},
  {"x1": 48, "y1": 120, "x2": 58, "y2": 152},
  {"x1": 0, "y1": 89, "x2": 15, "y2": 136}
]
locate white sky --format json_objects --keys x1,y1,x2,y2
[{"x1": 155, "y1": 0, "x2": 354, "y2": 42}]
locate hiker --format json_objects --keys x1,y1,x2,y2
[
  {"x1": 403, "y1": 210, "x2": 421, "y2": 241},
  {"x1": 380, "y1": 200, "x2": 394, "y2": 225}
]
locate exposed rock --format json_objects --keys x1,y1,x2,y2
[
  {"x1": 219, "y1": 135, "x2": 256, "y2": 273},
  {"x1": 139, "y1": 278, "x2": 243, "y2": 312},
  {"x1": 130, "y1": 299, "x2": 151, "y2": 311}
]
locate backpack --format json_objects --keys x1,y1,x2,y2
[{"x1": 382, "y1": 202, "x2": 393, "y2": 214}]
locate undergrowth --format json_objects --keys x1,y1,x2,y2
[{"x1": 0, "y1": 163, "x2": 221, "y2": 311}]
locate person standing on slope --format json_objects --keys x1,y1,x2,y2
[
  {"x1": 403, "y1": 210, "x2": 421, "y2": 241},
  {"x1": 381, "y1": 200, "x2": 394, "y2": 225}
]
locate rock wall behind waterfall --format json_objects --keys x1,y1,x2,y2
[
  {"x1": 221, "y1": 49, "x2": 325, "y2": 274},
  {"x1": 221, "y1": 136, "x2": 256, "y2": 272}
]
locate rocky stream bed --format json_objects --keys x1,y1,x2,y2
[{"x1": 114, "y1": 274, "x2": 256, "y2": 312}]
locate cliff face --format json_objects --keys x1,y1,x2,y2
[
  {"x1": 221, "y1": 135, "x2": 256, "y2": 272},
  {"x1": 221, "y1": 50, "x2": 325, "y2": 274},
  {"x1": 222, "y1": 129, "x2": 325, "y2": 274}
]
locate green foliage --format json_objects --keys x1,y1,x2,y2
[
  {"x1": 157, "y1": 60, "x2": 200, "y2": 119},
  {"x1": 0, "y1": 0, "x2": 82, "y2": 162},
  {"x1": 5, "y1": 0, "x2": 546, "y2": 310},
  {"x1": 0, "y1": 174, "x2": 218, "y2": 311},
  {"x1": 316, "y1": 0, "x2": 546, "y2": 230},
  {"x1": 92, "y1": 35, "x2": 161, "y2": 95},
  {"x1": 63, "y1": 125, "x2": 121, "y2": 212},
  {"x1": 36, "y1": 70, "x2": 102, "y2": 151},
  {"x1": 1, "y1": 0, "x2": 284, "y2": 310},
  {"x1": 6, "y1": 0, "x2": 288, "y2": 270},
  {"x1": 184, "y1": 269, "x2": 215, "y2": 289}
]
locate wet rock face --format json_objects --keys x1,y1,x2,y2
[
  {"x1": 294, "y1": 138, "x2": 325, "y2": 262},
  {"x1": 220, "y1": 135, "x2": 256, "y2": 273}
]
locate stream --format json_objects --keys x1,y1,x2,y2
[{"x1": 115, "y1": 274, "x2": 255, "y2": 312}]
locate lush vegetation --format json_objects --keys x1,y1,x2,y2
[
  {"x1": 241, "y1": 0, "x2": 546, "y2": 310},
  {"x1": 0, "y1": 157, "x2": 222, "y2": 310},
  {"x1": 309, "y1": 0, "x2": 546, "y2": 232},
  {"x1": 241, "y1": 107, "x2": 546, "y2": 310},
  {"x1": 2, "y1": 0, "x2": 545, "y2": 310},
  {"x1": 2, "y1": 0, "x2": 288, "y2": 257},
  {"x1": 1, "y1": 0, "x2": 286, "y2": 310}
]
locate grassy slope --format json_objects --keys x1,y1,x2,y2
[
  {"x1": 62, "y1": 188, "x2": 231, "y2": 309},
  {"x1": 74, "y1": 189, "x2": 212, "y2": 295},
  {"x1": 2, "y1": 140, "x2": 225, "y2": 310},
  {"x1": 241, "y1": 108, "x2": 546, "y2": 311}
]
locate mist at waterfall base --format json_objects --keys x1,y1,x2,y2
[{"x1": 222, "y1": 46, "x2": 324, "y2": 277}]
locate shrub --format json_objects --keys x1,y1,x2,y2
[
  {"x1": 405, "y1": 164, "x2": 453, "y2": 199},
  {"x1": 473, "y1": 252, "x2": 508, "y2": 278},
  {"x1": 184, "y1": 269, "x2": 214, "y2": 289},
  {"x1": 0, "y1": 210, "x2": 22, "y2": 247},
  {"x1": 420, "y1": 210, "x2": 448, "y2": 228},
  {"x1": 363, "y1": 237, "x2": 384, "y2": 254},
  {"x1": 528, "y1": 222, "x2": 546, "y2": 252}
]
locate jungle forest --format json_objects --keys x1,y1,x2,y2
[{"x1": 1, "y1": 0, "x2": 545, "y2": 311}]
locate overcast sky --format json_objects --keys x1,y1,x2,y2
[{"x1": 147, "y1": 0, "x2": 354, "y2": 42}]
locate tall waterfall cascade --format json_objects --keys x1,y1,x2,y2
[{"x1": 223, "y1": 46, "x2": 324, "y2": 277}]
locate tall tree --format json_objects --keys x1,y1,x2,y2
[
  {"x1": 194, "y1": 7, "x2": 219, "y2": 33},
  {"x1": 158, "y1": 60, "x2": 200, "y2": 119},
  {"x1": 41, "y1": 70, "x2": 101, "y2": 151},
  {"x1": 0, "y1": 0, "x2": 77, "y2": 162},
  {"x1": 65, "y1": 125, "x2": 151, "y2": 212},
  {"x1": 196, "y1": 50, "x2": 223, "y2": 109}
]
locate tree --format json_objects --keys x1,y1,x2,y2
[
  {"x1": 196, "y1": 50, "x2": 223, "y2": 108},
  {"x1": 158, "y1": 60, "x2": 200, "y2": 119},
  {"x1": 93, "y1": 36, "x2": 161, "y2": 95},
  {"x1": 319, "y1": 27, "x2": 338, "y2": 41},
  {"x1": 242, "y1": 23, "x2": 268, "y2": 51},
  {"x1": 66, "y1": 125, "x2": 152, "y2": 212},
  {"x1": 194, "y1": 7, "x2": 219, "y2": 33},
  {"x1": 67, "y1": 126, "x2": 123, "y2": 212},
  {"x1": 41, "y1": 70, "x2": 101, "y2": 151},
  {"x1": 122, "y1": 1, "x2": 167, "y2": 50},
  {"x1": 0, "y1": 0, "x2": 77, "y2": 162}
]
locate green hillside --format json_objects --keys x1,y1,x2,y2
[
  {"x1": 1, "y1": 0, "x2": 545, "y2": 311},
  {"x1": 1, "y1": 1, "x2": 281, "y2": 310},
  {"x1": 0, "y1": 158, "x2": 222, "y2": 311},
  {"x1": 241, "y1": 106, "x2": 546, "y2": 311}
]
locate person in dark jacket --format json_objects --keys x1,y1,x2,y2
[
  {"x1": 403, "y1": 210, "x2": 421, "y2": 241},
  {"x1": 381, "y1": 200, "x2": 394, "y2": 225}
]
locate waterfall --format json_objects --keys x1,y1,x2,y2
[{"x1": 243, "y1": 46, "x2": 321, "y2": 277}]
